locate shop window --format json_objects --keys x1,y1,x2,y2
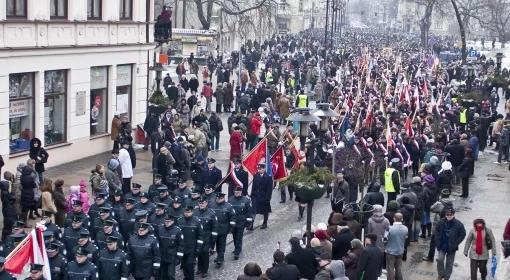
[
  {"x1": 9, "y1": 73, "x2": 34, "y2": 154},
  {"x1": 116, "y1": 65, "x2": 132, "y2": 120},
  {"x1": 50, "y1": 0, "x2": 67, "y2": 18},
  {"x1": 87, "y1": 0, "x2": 101, "y2": 19},
  {"x1": 44, "y1": 70, "x2": 67, "y2": 145},
  {"x1": 6, "y1": 0, "x2": 26, "y2": 18},
  {"x1": 90, "y1": 66, "x2": 108, "y2": 136},
  {"x1": 119, "y1": 0, "x2": 132, "y2": 20}
]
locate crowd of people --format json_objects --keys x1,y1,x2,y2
[{"x1": 0, "y1": 27, "x2": 510, "y2": 280}]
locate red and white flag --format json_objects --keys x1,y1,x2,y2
[
  {"x1": 270, "y1": 146, "x2": 288, "y2": 182},
  {"x1": 216, "y1": 161, "x2": 243, "y2": 188},
  {"x1": 242, "y1": 138, "x2": 267, "y2": 175},
  {"x1": 5, "y1": 223, "x2": 52, "y2": 279}
]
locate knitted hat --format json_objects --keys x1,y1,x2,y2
[
  {"x1": 351, "y1": 238, "x2": 363, "y2": 249},
  {"x1": 314, "y1": 229, "x2": 329, "y2": 241},
  {"x1": 441, "y1": 161, "x2": 452, "y2": 171},
  {"x1": 387, "y1": 200, "x2": 400, "y2": 211}
]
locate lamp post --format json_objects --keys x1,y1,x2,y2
[
  {"x1": 149, "y1": 63, "x2": 166, "y2": 92},
  {"x1": 496, "y1": 52, "x2": 504, "y2": 75},
  {"x1": 466, "y1": 63, "x2": 474, "y2": 91},
  {"x1": 286, "y1": 108, "x2": 321, "y2": 151},
  {"x1": 313, "y1": 103, "x2": 339, "y2": 132}
]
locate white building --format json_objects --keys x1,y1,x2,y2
[{"x1": 1, "y1": 0, "x2": 156, "y2": 171}]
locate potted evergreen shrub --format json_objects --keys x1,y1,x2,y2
[{"x1": 148, "y1": 89, "x2": 169, "y2": 115}]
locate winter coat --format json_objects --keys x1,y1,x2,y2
[
  {"x1": 463, "y1": 226, "x2": 497, "y2": 260},
  {"x1": 251, "y1": 173, "x2": 273, "y2": 214},
  {"x1": 444, "y1": 141, "x2": 465, "y2": 167},
  {"x1": 362, "y1": 183, "x2": 384, "y2": 207},
  {"x1": 265, "y1": 263, "x2": 300, "y2": 280},
  {"x1": 355, "y1": 244, "x2": 383, "y2": 280},
  {"x1": 53, "y1": 186, "x2": 66, "y2": 226},
  {"x1": 285, "y1": 246, "x2": 318, "y2": 279},
  {"x1": 111, "y1": 116, "x2": 122, "y2": 141},
  {"x1": 119, "y1": 148, "x2": 133, "y2": 178},
  {"x1": 330, "y1": 260, "x2": 349, "y2": 280},
  {"x1": 0, "y1": 180, "x2": 17, "y2": 225},
  {"x1": 437, "y1": 170, "x2": 454, "y2": 190},
  {"x1": 105, "y1": 168, "x2": 122, "y2": 195},
  {"x1": 314, "y1": 268, "x2": 331, "y2": 280},
  {"x1": 29, "y1": 138, "x2": 49, "y2": 173},
  {"x1": 367, "y1": 213, "x2": 390, "y2": 252},
  {"x1": 89, "y1": 171, "x2": 107, "y2": 195},
  {"x1": 276, "y1": 96, "x2": 291, "y2": 119},
  {"x1": 332, "y1": 228, "x2": 356, "y2": 260},
  {"x1": 214, "y1": 87, "x2": 224, "y2": 105},
  {"x1": 434, "y1": 218, "x2": 466, "y2": 253},
  {"x1": 189, "y1": 78, "x2": 199, "y2": 92},
  {"x1": 41, "y1": 191, "x2": 57, "y2": 214},
  {"x1": 143, "y1": 114, "x2": 160, "y2": 134},
  {"x1": 20, "y1": 166, "x2": 37, "y2": 208},
  {"x1": 458, "y1": 157, "x2": 474, "y2": 178},
  {"x1": 230, "y1": 131, "x2": 244, "y2": 160},
  {"x1": 343, "y1": 247, "x2": 363, "y2": 280},
  {"x1": 224, "y1": 85, "x2": 234, "y2": 105},
  {"x1": 13, "y1": 164, "x2": 24, "y2": 217}
]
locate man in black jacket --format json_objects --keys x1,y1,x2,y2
[
  {"x1": 285, "y1": 237, "x2": 317, "y2": 279},
  {"x1": 96, "y1": 236, "x2": 129, "y2": 280},
  {"x1": 157, "y1": 214, "x2": 184, "y2": 280},
  {"x1": 143, "y1": 112, "x2": 161, "y2": 155},
  {"x1": 265, "y1": 250, "x2": 300, "y2": 280},
  {"x1": 434, "y1": 208, "x2": 466, "y2": 280},
  {"x1": 356, "y1": 233, "x2": 383, "y2": 280},
  {"x1": 332, "y1": 223, "x2": 356, "y2": 260},
  {"x1": 444, "y1": 138, "x2": 465, "y2": 185}
]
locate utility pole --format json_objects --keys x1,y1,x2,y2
[
  {"x1": 325, "y1": 0, "x2": 330, "y2": 45},
  {"x1": 182, "y1": 0, "x2": 186, "y2": 28}
]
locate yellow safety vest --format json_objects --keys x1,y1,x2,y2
[
  {"x1": 266, "y1": 72, "x2": 273, "y2": 83},
  {"x1": 297, "y1": 94, "x2": 308, "y2": 108},
  {"x1": 460, "y1": 108, "x2": 467, "y2": 124},
  {"x1": 384, "y1": 167, "x2": 399, "y2": 193}
]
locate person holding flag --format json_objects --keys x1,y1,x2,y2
[
  {"x1": 227, "y1": 158, "x2": 248, "y2": 197},
  {"x1": 249, "y1": 163, "x2": 273, "y2": 230}
]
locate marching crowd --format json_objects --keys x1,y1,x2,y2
[{"x1": 0, "y1": 27, "x2": 510, "y2": 280}]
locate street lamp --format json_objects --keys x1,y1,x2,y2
[
  {"x1": 149, "y1": 63, "x2": 166, "y2": 92},
  {"x1": 313, "y1": 103, "x2": 339, "y2": 132},
  {"x1": 287, "y1": 108, "x2": 321, "y2": 151},
  {"x1": 466, "y1": 63, "x2": 474, "y2": 91},
  {"x1": 496, "y1": 52, "x2": 504, "y2": 75}
]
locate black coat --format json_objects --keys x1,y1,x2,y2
[
  {"x1": 332, "y1": 228, "x2": 355, "y2": 260},
  {"x1": 232, "y1": 168, "x2": 249, "y2": 196},
  {"x1": 251, "y1": 173, "x2": 273, "y2": 214},
  {"x1": 200, "y1": 167, "x2": 222, "y2": 189},
  {"x1": 20, "y1": 166, "x2": 37, "y2": 208},
  {"x1": 0, "y1": 180, "x2": 17, "y2": 224},
  {"x1": 29, "y1": 138, "x2": 48, "y2": 173},
  {"x1": 265, "y1": 263, "x2": 300, "y2": 280},
  {"x1": 445, "y1": 141, "x2": 465, "y2": 167},
  {"x1": 434, "y1": 218, "x2": 466, "y2": 253},
  {"x1": 362, "y1": 184, "x2": 385, "y2": 207},
  {"x1": 285, "y1": 247, "x2": 318, "y2": 279},
  {"x1": 458, "y1": 157, "x2": 474, "y2": 178},
  {"x1": 127, "y1": 234, "x2": 161, "y2": 278},
  {"x1": 355, "y1": 244, "x2": 383, "y2": 280}
]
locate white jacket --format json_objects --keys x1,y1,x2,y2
[
  {"x1": 119, "y1": 148, "x2": 133, "y2": 178},
  {"x1": 497, "y1": 255, "x2": 510, "y2": 280}
]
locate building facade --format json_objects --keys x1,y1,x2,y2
[{"x1": 1, "y1": 0, "x2": 155, "y2": 171}]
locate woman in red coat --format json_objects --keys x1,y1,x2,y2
[{"x1": 230, "y1": 125, "x2": 244, "y2": 160}]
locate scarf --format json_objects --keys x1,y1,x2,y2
[{"x1": 475, "y1": 225, "x2": 484, "y2": 255}]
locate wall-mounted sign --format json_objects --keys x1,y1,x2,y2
[
  {"x1": 9, "y1": 99, "x2": 29, "y2": 118},
  {"x1": 76, "y1": 90, "x2": 87, "y2": 116}
]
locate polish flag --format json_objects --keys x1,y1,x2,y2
[
  {"x1": 270, "y1": 146, "x2": 288, "y2": 182},
  {"x1": 5, "y1": 223, "x2": 52, "y2": 279},
  {"x1": 242, "y1": 138, "x2": 267, "y2": 175}
]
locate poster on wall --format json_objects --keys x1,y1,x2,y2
[
  {"x1": 76, "y1": 91, "x2": 86, "y2": 116},
  {"x1": 117, "y1": 65, "x2": 132, "y2": 86},
  {"x1": 9, "y1": 99, "x2": 30, "y2": 118},
  {"x1": 116, "y1": 94, "x2": 129, "y2": 115}
]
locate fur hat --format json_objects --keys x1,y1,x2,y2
[{"x1": 441, "y1": 161, "x2": 452, "y2": 171}]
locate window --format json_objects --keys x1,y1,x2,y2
[
  {"x1": 87, "y1": 0, "x2": 101, "y2": 19},
  {"x1": 90, "y1": 67, "x2": 108, "y2": 136},
  {"x1": 116, "y1": 65, "x2": 132, "y2": 120},
  {"x1": 44, "y1": 70, "x2": 67, "y2": 145},
  {"x1": 119, "y1": 0, "x2": 132, "y2": 20},
  {"x1": 6, "y1": 0, "x2": 26, "y2": 18},
  {"x1": 9, "y1": 73, "x2": 34, "y2": 154},
  {"x1": 50, "y1": 0, "x2": 67, "y2": 18}
]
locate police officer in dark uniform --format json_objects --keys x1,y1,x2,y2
[
  {"x1": 202, "y1": 185, "x2": 216, "y2": 205},
  {"x1": 187, "y1": 188, "x2": 202, "y2": 209},
  {"x1": 43, "y1": 231, "x2": 66, "y2": 258},
  {"x1": 3, "y1": 233, "x2": 25, "y2": 256},
  {"x1": 133, "y1": 210, "x2": 155, "y2": 236},
  {"x1": 65, "y1": 200, "x2": 91, "y2": 229},
  {"x1": 200, "y1": 158, "x2": 222, "y2": 192},
  {"x1": 150, "y1": 203, "x2": 167, "y2": 231},
  {"x1": 4, "y1": 221, "x2": 27, "y2": 249},
  {"x1": 251, "y1": 163, "x2": 273, "y2": 229},
  {"x1": 157, "y1": 214, "x2": 184, "y2": 280},
  {"x1": 0, "y1": 256, "x2": 16, "y2": 279},
  {"x1": 173, "y1": 182, "x2": 192, "y2": 201},
  {"x1": 154, "y1": 186, "x2": 173, "y2": 207},
  {"x1": 41, "y1": 211, "x2": 61, "y2": 240},
  {"x1": 167, "y1": 197, "x2": 184, "y2": 219},
  {"x1": 148, "y1": 174, "x2": 168, "y2": 201},
  {"x1": 46, "y1": 242, "x2": 67, "y2": 280},
  {"x1": 23, "y1": 264, "x2": 45, "y2": 280},
  {"x1": 88, "y1": 193, "x2": 111, "y2": 222},
  {"x1": 124, "y1": 183, "x2": 142, "y2": 203},
  {"x1": 65, "y1": 247, "x2": 98, "y2": 280},
  {"x1": 228, "y1": 186, "x2": 252, "y2": 259},
  {"x1": 117, "y1": 198, "x2": 137, "y2": 240},
  {"x1": 97, "y1": 236, "x2": 129, "y2": 280},
  {"x1": 135, "y1": 192, "x2": 155, "y2": 215},
  {"x1": 127, "y1": 222, "x2": 161, "y2": 280},
  {"x1": 63, "y1": 215, "x2": 85, "y2": 260},
  {"x1": 229, "y1": 158, "x2": 249, "y2": 196},
  {"x1": 72, "y1": 229, "x2": 98, "y2": 263},
  {"x1": 94, "y1": 219, "x2": 123, "y2": 251},
  {"x1": 193, "y1": 196, "x2": 218, "y2": 278},
  {"x1": 177, "y1": 206, "x2": 205, "y2": 280},
  {"x1": 210, "y1": 192, "x2": 236, "y2": 267},
  {"x1": 91, "y1": 207, "x2": 114, "y2": 240}
]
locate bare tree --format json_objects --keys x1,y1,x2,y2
[
  {"x1": 451, "y1": 0, "x2": 467, "y2": 63},
  {"x1": 413, "y1": 0, "x2": 438, "y2": 48},
  {"x1": 462, "y1": 0, "x2": 510, "y2": 44},
  {"x1": 193, "y1": 0, "x2": 276, "y2": 30}
]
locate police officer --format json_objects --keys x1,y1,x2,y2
[
  {"x1": 210, "y1": 192, "x2": 236, "y2": 267},
  {"x1": 202, "y1": 185, "x2": 216, "y2": 205},
  {"x1": 65, "y1": 200, "x2": 91, "y2": 229},
  {"x1": 124, "y1": 183, "x2": 142, "y2": 203},
  {"x1": 148, "y1": 174, "x2": 168, "y2": 201},
  {"x1": 228, "y1": 159, "x2": 249, "y2": 197},
  {"x1": 88, "y1": 193, "x2": 111, "y2": 222},
  {"x1": 157, "y1": 214, "x2": 184, "y2": 280},
  {"x1": 63, "y1": 215, "x2": 85, "y2": 260},
  {"x1": 251, "y1": 163, "x2": 273, "y2": 229},
  {"x1": 228, "y1": 186, "x2": 252, "y2": 259},
  {"x1": 127, "y1": 222, "x2": 161, "y2": 280},
  {"x1": 187, "y1": 188, "x2": 202, "y2": 209},
  {"x1": 167, "y1": 197, "x2": 184, "y2": 219},
  {"x1": 41, "y1": 211, "x2": 61, "y2": 240},
  {"x1": 47, "y1": 242, "x2": 67, "y2": 280},
  {"x1": 117, "y1": 198, "x2": 137, "y2": 240},
  {"x1": 385, "y1": 158, "x2": 401, "y2": 209},
  {"x1": 65, "y1": 247, "x2": 98, "y2": 280},
  {"x1": 3, "y1": 233, "x2": 25, "y2": 255},
  {"x1": 4, "y1": 220, "x2": 27, "y2": 248},
  {"x1": 154, "y1": 186, "x2": 173, "y2": 206},
  {"x1": 0, "y1": 256, "x2": 15, "y2": 279},
  {"x1": 112, "y1": 189, "x2": 124, "y2": 218},
  {"x1": 295, "y1": 89, "x2": 309, "y2": 108},
  {"x1": 200, "y1": 158, "x2": 222, "y2": 192},
  {"x1": 94, "y1": 219, "x2": 123, "y2": 251},
  {"x1": 72, "y1": 229, "x2": 98, "y2": 263},
  {"x1": 193, "y1": 197, "x2": 218, "y2": 278},
  {"x1": 91, "y1": 207, "x2": 114, "y2": 240},
  {"x1": 43, "y1": 231, "x2": 66, "y2": 258},
  {"x1": 177, "y1": 205, "x2": 205, "y2": 280},
  {"x1": 97, "y1": 236, "x2": 129, "y2": 280},
  {"x1": 24, "y1": 264, "x2": 45, "y2": 280},
  {"x1": 133, "y1": 210, "x2": 155, "y2": 236},
  {"x1": 174, "y1": 182, "x2": 192, "y2": 201},
  {"x1": 135, "y1": 192, "x2": 155, "y2": 215},
  {"x1": 150, "y1": 203, "x2": 167, "y2": 231}
]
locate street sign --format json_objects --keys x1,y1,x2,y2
[{"x1": 467, "y1": 49, "x2": 478, "y2": 61}]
